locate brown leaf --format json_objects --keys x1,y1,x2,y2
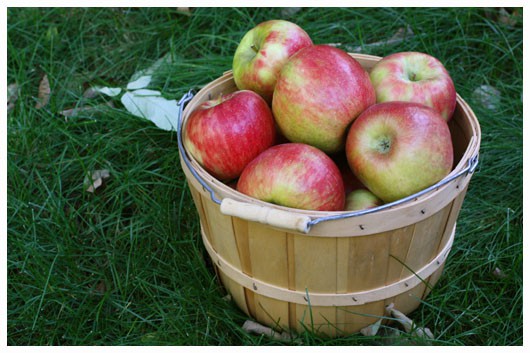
[
  {"x1": 84, "y1": 169, "x2": 110, "y2": 193},
  {"x1": 177, "y1": 7, "x2": 191, "y2": 15},
  {"x1": 493, "y1": 267, "x2": 507, "y2": 279},
  {"x1": 82, "y1": 86, "x2": 101, "y2": 99},
  {"x1": 59, "y1": 101, "x2": 114, "y2": 119},
  {"x1": 242, "y1": 320, "x2": 301, "y2": 343},
  {"x1": 328, "y1": 25, "x2": 415, "y2": 53},
  {"x1": 95, "y1": 280, "x2": 107, "y2": 294},
  {"x1": 35, "y1": 74, "x2": 51, "y2": 109},
  {"x1": 8, "y1": 83, "x2": 18, "y2": 112},
  {"x1": 498, "y1": 8, "x2": 519, "y2": 26}
]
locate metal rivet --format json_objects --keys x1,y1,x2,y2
[
  {"x1": 421, "y1": 209, "x2": 426, "y2": 214},
  {"x1": 253, "y1": 283, "x2": 257, "y2": 290},
  {"x1": 352, "y1": 297, "x2": 358, "y2": 302},
  {"x1": 359, "y1": 225, "x2": 365, "y2": 230},
  {"x1": 404, "y1": 283, "x2": 409, "y2": 287},
  {"x1": 303, "y1": 296, "x2": 308, "y2": 302},
  {"x1": 456, "y1": 185, "x2": 460, "y2": 189}
]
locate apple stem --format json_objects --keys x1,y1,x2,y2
[{"x1": 250, "y1": 44, "x2": 259, "y2": 54}]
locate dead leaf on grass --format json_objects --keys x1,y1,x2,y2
[
  {"x1": 328, "y1": 25, "x2": 415, "y2": 53},
  {"x1": 35, "y1": 74, "x2": 51, "y2": 109},
  {"x1": 498, "y1": 8, "x2": 520, "y2": 26},
  {"x1": 492, "y1": 267, "x2": 507, "y2": 279},
  {"x1": 242, "y1": 320, "x2": 301, "y2": 344},
  {"x1": 94, "y1": 280, "x2": 107, "y2": 294},
  {"x1": 385, "y1": 303, "x2": 434, "y2": 340},
  {"x1": 59, "y1": 101, "x2": 114, "y2": 119},
  {"x1": 472, "y1": 85, "x2": 501, "y2": 111},
  {"x1": 177, "y1": 7, "x2": 192, "y2": 15},
  {"x1": 8, "y1": 83, "x2": 18, "y2": 112},
  {"x1": 84, "y1": 169, "x2": 110, "y2": 193}
]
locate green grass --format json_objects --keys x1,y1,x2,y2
[{"x1": 7, "y1": 7, "x2": 523, "y2": 345}]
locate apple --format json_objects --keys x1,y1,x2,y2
[
  {"x1": 272, "y1": 45, "x2": 376, "y2": 153},
  {"x1": 345, "y1": 102, "x2": 454, "y2": 203},
  {"x1": 184, "y1": 90, "x2": 276, "y2": 181},
  {"x1": 237, "y1": 143, "x2": 345, "y2": 211},
  {"x1": 232, "y1": 20, "x2": 313, "y2": 103},
  {"x1": 369, "y1": 51, "x2": 456, "y2": 121},
  {"x1": 345, "y1": 189, "x2": 383, "y2": 211}
]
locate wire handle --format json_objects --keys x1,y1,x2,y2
[{"x1": 177, "y1": 90, "x2": 479, "y2": 234}]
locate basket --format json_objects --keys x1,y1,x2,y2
[{"x1": 176, "y1": 53, "x2": 481, "y2": 337}]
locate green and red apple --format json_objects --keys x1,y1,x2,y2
[
  {"x1": 184, "y1": 90, "x2": 276, "y2": 181},
  {"x1": 345, "y1": 189, "x2": 383, "y2": 211},
  {"x1": 237, "y1": 143, "x2": 345, "y2": 211},
  {"x1": 345, "y1": 102, "x2": 454, "y2": 203},
  {"x1": 369, "y1": 51, "x2": 456, "y2": 121},
  {"x1": 272, "y1": 45, "x2": 376, "y2": 153},
  {"x1": 232, "y1": 20, "x2": 313, "y2": 103}
]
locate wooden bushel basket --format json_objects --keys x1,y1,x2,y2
[{"x1": 177, "y1": 53, "x2": 481, "y2": 337}]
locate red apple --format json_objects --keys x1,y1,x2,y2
[
  {"x1": 237, "y1": 143, "x2": 345, "y2": 211},
  {"x1": 184, "y1": 90, "x2": 276, "y2": 181},
  {"x1": 345, "y1": 102, "x2": 454, "y2": 203},
  {"x1": 345, "y1": 189, "x2": 383, "y2": 211},
  {"x1": 369, "y1": 51, "x2": 456, "y2": 121},
  {"x1": 272, "y1": 45, "x2": 376, "y2": 153},
  {"x1": 232, "y1": 20, "x2": 313, "y2": 103}
]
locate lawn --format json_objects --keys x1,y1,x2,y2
[{"x1": 6, "y1": 7, "x2": 523, "y2": 346}]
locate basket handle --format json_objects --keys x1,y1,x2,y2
[{"x1": 220, "y1": 198, "x2": 311, "y2": 233}]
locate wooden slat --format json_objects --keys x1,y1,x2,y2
[
  {"x1": 292, "y1": 235, "x2": 337, "y2": 336},
  {"x1": 218, "y1": 271, "x2": 249, "y2": 315},
  {"x1": 247, "y1": 222, "x2": 289, "y2": 330},
  {"x1": 202, "y1": 198, "x2": 241, "y2": 269},
  {"x1": 388, "y1": 205, "x2": 451, "y2": 312}
]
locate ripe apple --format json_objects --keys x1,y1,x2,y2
[
  {"x1": 369, "y1": 51, "x2": 456, "y2": 121},
  {"x1": 272, "y1": 45, "x2": 376, "y2": 153},
  {"x1": 345, "y1": 102, "x2": 454, "y2": 203},
  {"x1": 237, "y1": 143, "x2": 345, "y2": 211},
  {"x1": 184, "y1": 90, "x2": 276, "y2": 181},
  {"x1": 345, "y1": 189, "x2": 383, "y2": 211},
  {"x1": 232, "y1": 20, "x2": 313, "y2": 103}
]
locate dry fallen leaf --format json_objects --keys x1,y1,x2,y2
[
  {"x1": 177, "y1": 7, "x2": 191, "y2": 15},
  {"x1": 328, "y1": 25, "x2": 415, "y2": 53},
  {"x1": 498, "y1": 8, "x2": 519, "y2": 26},
  {"x1": 242, "y1": 320, "x2": 301, "y2": 343},
  {"x1": 360, "y1": 318, "x2": 383, "y2": 336},
  {"x1": 35, "y1": 74, "x2": 51, "y2": 109},
  {"x1": 472, "y1": 85, "x2": 501, "y2": 111},
  {"x1": 8, "y1": 83, "x2": 18, "y2": 112},
  {"x1": 82, "y1": 86, "x2": 101, "y2": 99},
  {"x1": 95, "y1": 280, "x2": 107, "y2": 294},
  {"x1": 385, "y1": 303, "x2": 434, "y2": 339},
  {"x1": 281, "y1": 7, "x2": 301, "y2": 18},
  {"x1": 84, "y1": 169, "x2": 110, "y2": 193},
  {"x1": 492, "y1": 267, "x2": 507, "y2": 279},
  {"x1": 59, "y1": 101, "x2": 114, "y2": 119}
]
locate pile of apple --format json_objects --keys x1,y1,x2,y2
[{"x1": 184, "y1": 20, "x2": 456, "y2": 212}]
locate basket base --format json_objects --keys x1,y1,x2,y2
[{"x1": 200, "y1": 225, "x2": 454, "y2": 337}]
